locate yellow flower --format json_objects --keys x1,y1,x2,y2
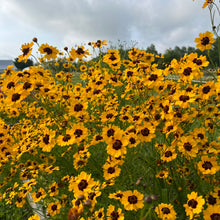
[
  {"x1": 28, "y1": 214, "x2": 41, "y2": 220},
  {"x1": 203, "y1": 204, "x2": 220, "y2": 220},
  {"x1": 155, "y1": 203, "x2": 177, "y2": 220},
  {"x1": 38, "y1": 43, "x2": 59, "y2": 60},
  {"x1": 197, "y1": 156, "x2": 220, "y2": 175},
  {"x1": 70, "y1": 46, "x2": 90, "y2": 60},
  {"x1": 195, "y1": 31, "x2": 215, "y2": 51},
  {"x1": 103, "y1": 161, "x2": 121, "y2": 180},
  {"x1": 183, "y1": 191, "x2": 205, "y2": 219},
  {"x1": 106, "y1": 205, "x2": 124, "y2": 220},
  {"x1": 121, "y1": 190, "x2": 144, "y2": 211},
  {"x1": 202, "y1": 0, "x2": 213, "y2": 8},
  {"x1": 18, "y1": 42, "x2": 34, "y2": 63},
  {"x1": 47, "y1": 201, "x2": 61, "y2": 217},
  {"x1": 31, "y1": 188, "x2": 46, "y2": 203}
]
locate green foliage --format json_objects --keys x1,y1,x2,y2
[{"x1": 13, "y1": 58, "x2": 34, "y2": 71}]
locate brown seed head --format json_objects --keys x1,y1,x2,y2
[{"x1": 32, "y1": 37, "x2": 38, "y2": 43}]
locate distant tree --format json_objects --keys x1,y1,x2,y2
[
  {"x1": 13, "y1": 58, "x2": 34, "y2": 71},
  {"x1": 146, "y1": 44, "x2": 158, "y2": 55}
]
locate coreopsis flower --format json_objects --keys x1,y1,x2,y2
[
  {"x1": 137, "y1": 122, "x2": 156, "y2": 143},
  {"x1": 197, "y1": 156, "x2": 220, "y2": 175},
  {"x1": 70, "y1": 46, "x2": 90, "y2": 60},
  {"x1": 48, "y1": 182, "x2": 59, "y2": 197},
  {"x1": 68, "y1": 172, "x2": 97, "y2": 197},
  {"x1": 109, "y1": 190, "x2": 124, "y2": 200},
  {"x1": 80, "y1": 64, "x2": 87, "y2": 72},
  {"x1": 18, "y1": 42, "x2": 34, "y2": 63},
  {"x1": 202, "y1": 0, "x2": 214, "y2": 8},
  {"x1": 106, "y1": 132, "x2": 128, "y2": 157},
  {"x1": 155, "y1": 203, "x2": 177, "y2": 220},
  {"x1": 38, "y1": 43, "x2": 59, "y2": 60},
  {"x1": 191, "y1": 127, "x2": 208, "y2": 145},
  {"x1": 121, "y1": 190, "x2": 144, "y2": 211},
  {"x1": 28, "y1": 214, "x2": 41, "y2": 220},
  {"x1": 103, "y1": 49, "x2": 121, "y2": 70},
  {"x1": 156, "y1": 169, "x2": 169, "y2": 179},
  {"x1": 57, "y1": 129, "x2": 75, "y2": 146},
  {"x1": 90, "y1": 40, "x2": 107, "y2": 48},
  {"x1": 31, "y1": 188, "x2": 46, "y2": 203},
  {"x1": 103, "y1": 161, "x2": 121, "y2": 180},
  {"x1": 197, "y1": 81, "x2": 216, "y2": 100},
  {"x1": 177, "y1": 135, "x2": 199, "y2": 158},
  {"x1": 195, "y1": 31, "x2": 215, "y2": 51},
  {"x1": 15, "y1": 193, "x2": 26, "y2": 208},
  {"x1": 183, "y1": 191, "x2": 205, "y2": 219},
  {"x1": 203, "y1": 204, "x2": 220, "y2": 220},
  {"x1": 187, "y1": 53, "x2": 209, "y2": 70},
  {"x1": 38, "y1": 128, "x2": 56, "y2": 152},
  {"x1": 101, "y1": 109, "x2": 118, "y2": 123},
  {"x1": 106, "y1": 205, "x2": 124, "y2": 220},
  {"x1": 93, "y1": 207, "x2": 105, "y2": 219},
  {"x1": 160, "y1": 146, "x2": 177, "y2": 162},
  {"x1": 47, "y1": 201, "x2": 62, "y2": 217}
]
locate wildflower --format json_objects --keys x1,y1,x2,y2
[
  {"x1": 155, "y1": 203, "x2": 177, "y2": 220},
  {"x1": 70, "y1": 46, "x2": 90, "y2": 60},
  {"x1": 103, "y1": 49, "x2": 121, "y2": 70},
  {"x1": 202, "y1": 0, "x2": 214, "y2": 8},
  {"x1": 39, "y1": 129, "x2": 56, "y2": 152},
  {"x1": 137, "y1": 122, "x2": 156, "y2": 143},
  {"x1": 47, "y1": 201, "x2": 61, "y2": 217},
  {"x1": 106, "y1": 132, "x2": 128, "y2": 157},
  {"x1": 48, "y1": 182, "x2": 59, "y2": 197},
  {"x1": 91, "y1": 40, "x2": 107, "y2": 48},
  {"x1": 203, "y1": 204, "x2": 220, "y2": 220},
  {"x1": 80, "y1": 64, "x2": 87, "y2": 72},
  {"x1": 57, "y1": 129, "x2": 75, "y2": 146},
  {"x1": 31, "y1": 188, "x2": 46, "y2": 203},
  {"x1": 160, "y1": 146, "x2": 177, "y2": 162},
  {"x1": 109, "y1": 190, "x2": 124, "y2": 200},
  {"x1": 177, "y1": 136, "x2": 199, "y2": 158},
  {"x1": 93, "y1": 207, "x2": 105, "y2": 219},
  {"x1": 183, "y1": 191, "x2": 205, "y2": 219},
  {"x1": 197, "y1": 81, "x2": 215, "y2": 100},
  {"x1": 197, "y1": 156, "x2": 220, "y2": 175},
  {"x1": 156, "y1": 169, "x2": 169, "y2": 179},
  {"x1": 195, "y1": 31, "x2": 215, "y2": 51},
  {"x1": 15, "y1": 193, "x2": 26, "y2": 208},
  {"x1": 28, "y1": 214, "x2": 40, "y2": 220},
  {"x1": 68, "y1": 172, "x2": 97, "y2": 197},
  {"x1": 18, "y1": 42, "x2": 34, "y2": 62},
  {"x1": 103, "y1": 162, "x2": 121, "y2": 180},
  {"x1": 121, "y1": 190, "x2": 144, "y2": 211},
  {"x1": 38, "y1": 43, "x2": 59, "y2": 60},
  {"x1": 106, "y1": 205, "x2": 124, "y2": 220}
]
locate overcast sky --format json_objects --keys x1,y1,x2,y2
[{"x1": 0, "y1": 0, "x2": 213, "y2": 60}]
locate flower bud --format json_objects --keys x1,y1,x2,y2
[
  {"x1": 32, "y1": 37, "x2": 38, "y2": 43},
  {"x1": 144, "y1": 196, "x2": 152, "y2": 203},
  {"x1": 150, "y1": 195, "x2": 158, "y2": 201},
  {"x1": 84, "y1": 199, "x2": 91, "y2": 206},
  {"x1": 78, "y1": 194, "x2": 84, "y2": 200}
]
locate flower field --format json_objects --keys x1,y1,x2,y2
[{"x1": 0, "y1": 1, "x2": 220, "y2": 219}]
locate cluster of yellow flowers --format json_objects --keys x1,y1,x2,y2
[{"x1": 0, "y1": 1, "x2": 219, "y2": 219}]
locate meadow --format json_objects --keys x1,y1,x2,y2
[{"x1": 0, "y1": 1, "x2": 220, "y2": 219}]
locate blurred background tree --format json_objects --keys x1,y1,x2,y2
[{"x1": 13, "y1": 58, "x2": 34, "y2": 70}]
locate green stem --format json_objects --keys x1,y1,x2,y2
[
  {"x1": 218, "y1": 36, "x2": 220, "y2": 68},
  {"x1": 207, "y1": 50, "x2": 218, "y2": 80}
]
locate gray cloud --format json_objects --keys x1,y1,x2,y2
[{"x1": 0, "y1": 0, "x2": 212, "y2": 59}]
